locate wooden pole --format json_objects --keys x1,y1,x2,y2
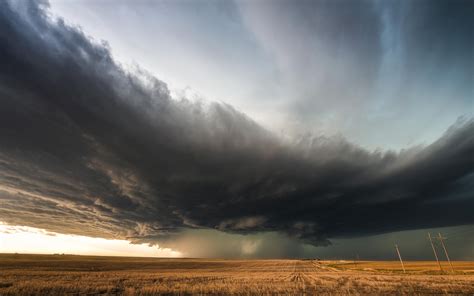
[
  {"x1": 353, "y1": 253, "x2": 359, "y2": 269},
  {"x1": 438, "y1": 233, "x2": 454, "y2": 273},
  {"x1": 395, "y1": 244, "x2": 406, "y2": 273},
  {"x1": 428, "y1": 232, "x2": 443, "y2": 272}
]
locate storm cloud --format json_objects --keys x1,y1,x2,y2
[{"x1": 0, "y1": 0, "x2": 473, "y2": 255}]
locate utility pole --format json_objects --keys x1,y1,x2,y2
[
  {"x1": 353, "y1": 253, "x2": 359, "y2": 269},
  {"x1": 395, "y1": 244, "x2": 405, "y2": 273},
  {"x1": 428, "y1": 232, "x2": 443, "y2": 272},
  {"x1": 438, "y1": 233, "x2": 454, "y2": 273}
]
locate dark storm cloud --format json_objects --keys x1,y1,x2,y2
[{"x1": 0, "y1": 0, "x2": 473, "y2": 250}]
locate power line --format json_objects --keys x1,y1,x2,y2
[
  {"x1": 428, "y1": 232, "x2": 443, "y2": 272},
  {"x1": 438, "y1": 233, "x2": 454, "y2": 273},
  {"x1": 395, "y1": 244, "x2": 406, "y2": 273}
]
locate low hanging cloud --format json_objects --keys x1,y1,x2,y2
[{"x1": 0, "y1": 0, "x2": 473, "y2": 255}]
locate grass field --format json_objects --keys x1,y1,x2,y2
[{"x1": 0, "y1": 254, "x2": 473, "y2": 295}]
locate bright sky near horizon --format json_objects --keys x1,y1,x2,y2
[{"x1": 0, "y1": 222, "x2": 181, "y2": 257}]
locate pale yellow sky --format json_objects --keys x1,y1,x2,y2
[{"x1": 0, "y1": 222, "x2": 181, "y2": 257}]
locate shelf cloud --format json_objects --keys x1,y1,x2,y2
[{"x1": 0, "y1": 0, "x2": 473, "y2": 255}]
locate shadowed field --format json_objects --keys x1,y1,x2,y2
[{"x1": 0, "y1": 254, "x2": 473, "y2": 295}]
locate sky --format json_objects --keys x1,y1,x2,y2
[{"x1": 0, "y1": 0, "x2": 473, "y2": 259}]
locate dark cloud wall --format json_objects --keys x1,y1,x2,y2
[
  {"x1": 154, "y1": 226, "x2": 474, "y2": 260},
  {"x1": 0, "y1": 0, "x2": 473, "y2": 256}
]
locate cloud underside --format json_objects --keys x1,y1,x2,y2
[{"x1": 0, "y1": 1, "x2": 473, "y2": 252}]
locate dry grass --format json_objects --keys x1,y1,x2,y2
[{"x1": 0, "y1": 254, "x2": 473, "y2": 295}]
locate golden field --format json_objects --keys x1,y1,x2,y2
[{"x1": 0, "y1": 254, "x2": 473, "y2": 295}]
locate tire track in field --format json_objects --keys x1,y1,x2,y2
[
  {"x1": 288, "y1": 260, "x2": 344, "y2": 294},
  {"x1": 289, "y1": 261, "x2": 319, "y2": 293}
]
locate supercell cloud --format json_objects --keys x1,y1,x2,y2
[{"x1": 0, "y1": 0, "x2": 473, "y2": 255}]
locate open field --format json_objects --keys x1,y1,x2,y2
[{"x1": 0, "y1": 254, "x2": 473, "y2": 295}]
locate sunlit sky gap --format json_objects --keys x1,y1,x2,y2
[{"x1": 0, "y1": 223, "x2": 181, "y2": 257}]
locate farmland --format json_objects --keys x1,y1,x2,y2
[{"x1": 0, "y1": 254, "x2": 473, "y2": 295}]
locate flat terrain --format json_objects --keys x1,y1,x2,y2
[{"x1": 0, "y1": 254, "x2": 473, "y2": 295}]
